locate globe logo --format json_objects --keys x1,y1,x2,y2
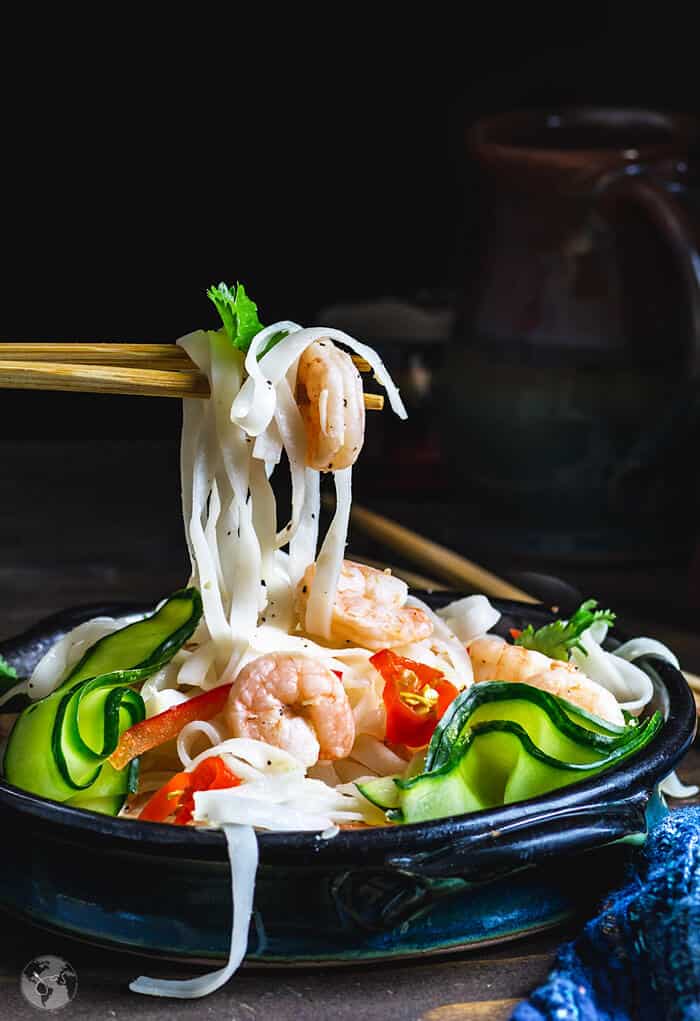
[{"x1": 20, "y1": 956, "x2": 78, "y2": 1011}]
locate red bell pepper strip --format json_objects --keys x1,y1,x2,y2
[
  {"x1": 139, "y1": 755, "x2": 241, "y2": 825},
  {"x1": 371, "y1": 649, "x2": 459, "y2": 748},
  {"x1": 109, "y1": 683, "x2": 232, "y2": 770}
]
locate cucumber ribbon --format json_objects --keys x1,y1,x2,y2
[
  {"x1": 357, "y1": 682, "x2": 663, "y2": 824},
  {"x1": 3, "y1": 588, "x2": 203, "y2": 815}
]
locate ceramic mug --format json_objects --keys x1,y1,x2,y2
[{"x1": 442, "y1": 107, "x2": 700, "y2": 559}]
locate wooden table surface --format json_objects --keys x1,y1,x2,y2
[{"x1": 1, "y1": 440, "x2": 698, "y2": 1020}]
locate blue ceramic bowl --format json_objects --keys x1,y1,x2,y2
[{"x1": 0, "y1": 596, "x2": 695, "y2": 965}]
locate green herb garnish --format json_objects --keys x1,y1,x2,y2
[
  {"x1": 207, "y1": 282, "x2": 264, "y2": 350},
  {"x1": 514, "y1": 599, "x2": 616, "y2": 661},
  {"x1": 0, "y1": 654, "x2": 19, "y2": 697},
  {"x1": 207, "y1": 281, "x2": 287, "y2": 355},
  {"x1": 0, "y1": 655, "x2": 17, "y2": 683}
]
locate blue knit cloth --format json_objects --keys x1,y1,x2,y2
[{"x1": 512, "y1": 808, "x2": 700, "y2": 1021}]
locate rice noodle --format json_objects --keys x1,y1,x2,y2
[
  {"x1": 305, "y1": 467, "x2": 352, "y2": 639},
  {"x1": 405, "y1": 595, "x2": 474, "y2": 688},
  {"x1": 252, "y1": 418, "x2": 283, "y2": 470},
  {"x1": 271, "y1": 377, "x2": 309, "y2": 549},
  {"x1": 177, "y1": 720, "x2": 226, "y2": 769},
  {"x1": 571, "y1": 628, "x2": 653, "y2": 713},
  {"x1": 189, "y1": 740, "x2": 380, "y2": 829},
  {"x1": 178, "y1": 330, "x2": 211, "y2": 578},
  {"x1": 129, "y1": 824, "x2": 257, "y2": 999},
  {"x1": 660, "y1": 772, "x2": 699, "y2": 799},
  {"x1": 350, "y1": 734, "x2": 407, "y2": 775},
  {"x1": 606, "y1": 638, "x2": 696, "y2": 797},
  {"x1": 232, "y1": 322, "x2": 303, "y2": 435},
  {"x1": 25, "y1": 614, "x2": 142, "y2": 703},
  {"x1": 249, "y1": 458, "x2": 293, "y2": 633},
  {"x1": 152, "y1": 737, "x2": 385, "y2": 828},
  {"x1": 288, "y1": 468, "x2": 320, "y2": 587},
  {"x1": 613, "y1": 637, "x2": 680, "y2": 671},
  {"x1": 348, "y1": 675, "x2": 385, "y2": 740},
  {"x1": 189, "y1": 737, "x2": 305, "y2": 775},
  {"x1": 437, "y1": 594, "x2": 501, "y2": 643},
  {"x1": 144, "y1": 689, "x2": 190, "y2": 718},
  {"x1": 176, "y1": 642, "x2": 218, "y2": 690}
]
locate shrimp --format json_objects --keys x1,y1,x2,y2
[
  {"x1": 295, "y1": 339, "x2": 365, "y2": 471},
  {"x1": 468, "y1": 635, "x2": 624, "y2": 725},
  {"x1": 225, "y1": 653, "x2": 355, "y2": 768},
  {"x1": 296, "y1": 559, "x2": 433, "y2": 651}
]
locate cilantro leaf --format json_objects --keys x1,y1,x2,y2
[
  {"x1": 207, "y1": 281, "x2": 289, "y2": 356},
  {"x1": 514, "y1": 599, "x2": 616, "y2": 661},
  {"x1": 0, "y1": 654, "x2": 18, "y2": 695},
  {"x1": 0, "y1": 655, "x2": 17, "y2": 682},
  {"x1": 207, "y1": 281, "x2": 265, "y2": 352}
]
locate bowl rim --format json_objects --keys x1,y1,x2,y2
[{"x1": 0, "y1": 596, "x2": 696, "y2": 865}]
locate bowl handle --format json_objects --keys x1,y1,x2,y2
[
  {"x1": 329, "y1": 791, "x2": 651, "y2": 932},
  {"x1": 385, "y1": 790, "x2": 650, "y2": 881}
]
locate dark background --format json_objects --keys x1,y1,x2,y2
[
  {"x1": 1, "y1": 9, "x2": 699, "y2": 634},
  {"x1": 1, "y1": 9, "x2": 697, "y2": 438}
]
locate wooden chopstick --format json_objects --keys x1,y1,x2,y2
[
  {"x1": 0, "y1": 360, "x2": 212, "y2": 399},
  {"x1": 352, "y1": 554, "x2": 449, "y2": 592},
  {"x1": 0, "y1": 343, "x2": 373, "y2": 373},
  {"x1": 0, "y1": 344, "x2": 382, "y2": 408},
  {"x1": 348, "y1": 503, "x2": 700, "y2": 709},
  {"x1": 0, "y1": 343, "x2": 190, "y2": 369},
  {"x1": 347, "y1": 502, "x2": 539, "y2": 603}
]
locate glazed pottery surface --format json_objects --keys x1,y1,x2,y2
[{"x1": 442, "y1": 108, "x2": 700, "y2": 559}]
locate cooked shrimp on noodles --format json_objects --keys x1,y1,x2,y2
[
  {"x1": 225, "y1": 653, "x2": 355, "y2": 768},
  {"x1": 295, "y1": 339, "x2": 365, "y2": 471},
  {"x1": 468, "y1": 635, "x2": 625, "y2": 725},
  {"x1": 297, "y1": 559, "x2": 433, "y2": 651}
]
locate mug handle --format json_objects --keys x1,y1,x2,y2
[
  {"x1": 590, "y1": 166, "x2": 700, "y2": 506},
  {"x1": 593, "y1": 165, "x2": 700, "y2": 374}
]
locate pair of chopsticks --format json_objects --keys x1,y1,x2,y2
[
  {"x1": 346, "y1": 501, "x2": 700, "y2": 707},
  {"x1": 0, "y1": 343, "x2": 384, "y2": 410}
]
